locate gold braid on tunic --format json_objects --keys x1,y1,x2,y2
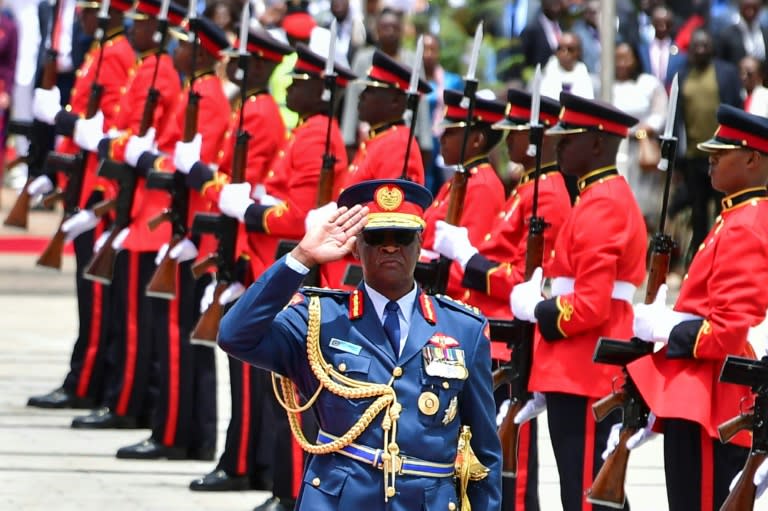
[{"x1": 271, "y1": 295, "x2": 404, "y2": 500}]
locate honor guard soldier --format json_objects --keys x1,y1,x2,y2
[
  {"x1": 217, "y1": 178, "x2": 502, "y2": 511},
  {"x1": 71, "y1": 0, "x2": 185, "y2": 430},
  {"x1": 511, "y1": 92, "x2": 646, "y2": 511},
  {"x1": 433, "y1": 90, "x2": 572, "y2": 511},
  {"x1": 174, "y1": 27, "x2": 295, "y2": 492},
  {"x1": 113, "y1": 14, "x2": 232, "y2": 461},
  {"x1": 319, "y1": 49, "x2": 430, "y2": 289},
  {"x1": 420, "y1": 89, "x2": 507, "y2": 283},
  {"x1": 210, "y1": 42, "x2": 356, "y2": 510},
  {"x1": 27, "y1": 0, "x2": 135, "y2": 410},
  {"x1": 624, "y1": 106, "x2": 768, "y2": 510}
]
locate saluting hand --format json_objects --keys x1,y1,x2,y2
[{"x1": 291, "y1": 205, "x2": 369, "y2": 267}]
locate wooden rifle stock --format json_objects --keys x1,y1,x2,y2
[
  {"x1": 147, "y1": 208, "x2": 172, "y2": 231},
  {"x1": 92, "y1": 198, "x2": 116, "y2": 217},
  {"x1": 492, "y1": 364, "x2": 515, "y2": 390},
  {"x1": 146, "y1": 235, "x2": 182, "y2": 299},
  {"x1": 36, "y1": 226, "x2": 67, "y2": 270},
  {"x1": 190, "y1": 281, "x2": 227, "y2": 346},
  {"x1": 83, "y1": 228, "x2": 120, "y2": 284},
  {"x1": 498, "y1": 399, "x2": 523, "y2": 477},
  {"x1": 316, "y1": 153, "x2": 336, "y2": 207},
  {"x1": 42, "y1": 189, "x2": 64, "y2": 209},
  {"x1": 3, "y1": 184, "x2": 31, "y2": 229},
  {"x1": 719, "y1": 412, "x2": 755, "y2": 444},
  {"x1": 720, "y1": 451, "x2": 766, "y2": 511},
  {"x1": 4, "y1": 154, "x2": 27, "y2": 172},
  {"x1": 192, "y1": 253, "x2": 218, "y2": 279},
  {"x1": 593, "y1": 389, "x2": 628, "y2": 423},
  {"x1": 587, "y1": 427, "x2": 636, "y2": 509}
]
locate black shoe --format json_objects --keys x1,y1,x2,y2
[
  {"x1": 27, "y1": 387, "x2": 94, "y2": 409},
  {"x1": 190, "y1": 469, "x2": 251, "y2": 491},
  {"x1": 116, "y1": 438, "x2": 187, "y2": 460},
  {"x1": 71, "y1": 407, "x2": 140, "y2": 429},
  {"x1": 253, "y1": 497, "x2": 296, "y2": 511}
]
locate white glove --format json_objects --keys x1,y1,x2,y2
[
  {"x1": 510, "y1": 267, "x2": 544, "y2": 322},
  {"x1": 61, "y1": 209, "x2": 98, "y2": 241},
  {"x1": 305, "y1": 201, "x2": 338, "y2": 232},
  {"x1": 602, "y1": 413, "x2": 658, "y2": 460},
  {"x1": 27, "y1": 175, "x2": 54, "y2": 198},
  {"x1": 73, "y1": 111, "x2": 106, "y2": 152},
  {"x1": 200, "y1": 280, "x2": 216, "y2": 313},
  {"x1": 111, "y1": 227, "x2": 130, "y2": 250},
  {"x1": 258, "y1": 193, "x2": 283, "y2": 207},
  {"x1": 155, "y1": 242, "x2": 170, "y2": 265},
  {"x1": 433, "y1": 220, "x2": 478, "y2": 269},
  {"x1": 32, "y1": 86, "x2": 61, "y2": 125},
  {"x1": 218, "y1": 182, "x2": 253, "y2": 221},
  {"x1": 94, "y1": 230, "x2": 111, "y2": 252},
  {"x1": 219, "y1": 282, "x2": 245, "y2": 305},
  {"x1": 173, "y1": 133, "x2": 202, "y2": 174},
  {"x1": 124, "y1": 127, "x2": 156, "y2": 167},
  {"x1": 513, "y1": 392, "x2": 546, "y2": 425},
  {"x1": 496, "y1": 399, "x2": 511, "y2": 427},
  {"x1": 755, "y1": 458, "x2": 768, "y2": 499},
  {"x1": 168, "y1": 238, "x2": 198, "y2": 262},
  {"x1": 633, "y1": 285, "x2": 701, "y2": 343},
  {"x1": 747, "y1": 312, "x2": 768, "y2": 357}
]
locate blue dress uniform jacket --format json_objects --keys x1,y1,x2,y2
[{"x1": 218, "y1": 256, "x2": 502, "y2": 511}]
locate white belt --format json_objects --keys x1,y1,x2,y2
[{"x1": 550, "y1": 277, "x2": 636, "y2": 304}]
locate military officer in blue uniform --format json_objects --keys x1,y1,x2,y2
[{"x1": 218, "y1": 178, "x2": 502, "y2": 511}]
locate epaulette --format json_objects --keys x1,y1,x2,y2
[
  {"x1": 299, "y1": 286, "x2": 350, "y2": 301},
  {"x1": 433, "y1": 294, "x2": 485, "y2": 321}
]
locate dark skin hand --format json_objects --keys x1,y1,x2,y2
[{"x1": 707, "y1": 148, "x2": 768, "y2": 195}]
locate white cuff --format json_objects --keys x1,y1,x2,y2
[{"x1": 285, "y1": 253, "x2": 310, "y2": 275}]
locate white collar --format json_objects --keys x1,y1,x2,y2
[{"x1": 363, "y1": 282, "x2": 418, "y2": 324}]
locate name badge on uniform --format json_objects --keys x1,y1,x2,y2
[
  {"x1": 329, "y1": 338, "x2": 362, "y2": 355},
  {"x1": 423, "y1": 346, "x2": 468, "y2": 380}
]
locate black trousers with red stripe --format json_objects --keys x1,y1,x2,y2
[
  {"x1": 545, "y1": 392, "x2": 628, "y2": 511},
  {"x1": 494, "y1": 384, "x2": 540, "y2": 511},
  {"x1": 268, "y1": 383, "x2": 318, "y2": 501},
  {"x1": 663, "y1": 418, "x2": 747, "y2": 511},
  {"x1": 148, "y1": 266, "x2": 217, "y2": 451},
  {"x1": 61, "y1": 221, "x2": 110, "y2": 402},
  {"x1": 100, "y1": 250, "x2": 158, "y2": 419},
  {"x1": 216, "y1": 359, "x2": 273, "y2": 479}
]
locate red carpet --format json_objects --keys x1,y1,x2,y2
[{"x1": 0, "y1": 236, "x2": 75, "y2": 254}]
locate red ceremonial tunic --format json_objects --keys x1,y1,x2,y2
[
  {"x1": 453, "y1": 165, "x2": 572, "y2": 359},
  {"x1": 628, "y1": 188, "x2": 768, "y2": 448},
  {"x1": 104, "y1": 52, "x2": 181, "y2": 252},
  {"x1": 56, "y1": 30, "x2": 135, "y2": 208},
  {"x1": 530, "y1": 167, "x2": 647, "y2": 398}
]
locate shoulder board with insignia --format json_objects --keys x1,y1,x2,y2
[
  {"x1": 433, "y1": 294, "x2": 485, "y2": 321},
  {"x1": 299, "y1": 286, "x2": 350, "y2": 300}
]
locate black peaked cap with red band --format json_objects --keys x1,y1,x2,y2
[
  {"x1": 77, "y1": 0, "x2": 134, "y2": 11},
  {"x1": 359, "y1": 49, "x2": 431, "y2": 94},
  {"x1": 698, "y1": 104, "x2": 768, "y2": 154},
  {"x1": 226, "y1": 29, "x2": 294, "y2": 63},
  {"x1": 338, "y1": 179, "x2": 433, "y2": 231},
  {"x1": 130, "y1": 0, "x2": 187, "y2": 26},
  {"x1": 547, "y1": 91, "x2": 638, "y2": 137},
  {"x1": 291, "y1": 43, "x2": 356, "y2": 88},
  {"x1": 442, "y1": 89, "x2": 506, "y2": 128},
  {"x1": 173, "y1": 16, "x2": 230, "y2": 60},
  {"x1": 494, "y1": 88, "x2": 561, "y2": 130}
]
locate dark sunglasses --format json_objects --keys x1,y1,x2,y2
[{"x1": 362, "y1": 230, "x2": 418, "y2": 246}]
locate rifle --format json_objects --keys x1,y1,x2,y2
[
  {"x1": 83, "y1": 1, "x2": 171, "y2": 284},
  {"x1": 189, "y1": 5, "x2": 251, "y2": 345},
  {"x1": 316, "y1": 18, "x2": 339, "y2": 208},
  {"x1": 587, "y1": 75, "x2": 681, "y2": 509},
  {"x1": 37, "y1": 1, "x2": 113, "y2": 270},
  {"x1": 145, "y1": 11, "x2": 201, "y2": 299},
  {"x1": 718, "y1": 356, "x2": 768, "y2": 511},
  {"x1": 3, "y1": 0, "x2": 61, "y2": 229},
  {"x1": 417, "y1": 24, "x2": 482, "y2": 295},
  {"x1": 493, "y1": 66, "x2": 548, "y2": 478}
]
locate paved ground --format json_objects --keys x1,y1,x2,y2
[{"x1": 0, "y1": 187, "x2": 671, "y2": 510}]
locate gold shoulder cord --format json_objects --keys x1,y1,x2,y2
[{"x1": 271, "y1": 295, "x2": 404, "y2": 500}]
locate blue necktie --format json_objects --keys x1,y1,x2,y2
[{"x1": 383, "y1": 301, "x2": 401, "y2": 357}]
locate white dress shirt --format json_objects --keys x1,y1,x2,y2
[{"x1": 364, "y1": 282, "x2": 417, "y2": 356}]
